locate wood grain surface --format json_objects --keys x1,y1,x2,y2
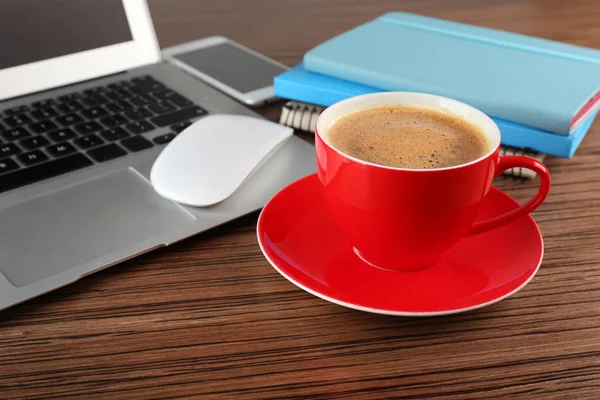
[{"x1": 2, "y1": 0, "x2": 600, "y2": 398}]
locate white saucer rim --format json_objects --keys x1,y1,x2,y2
[{"x1": 256, "y1": 175, "x2": 544, "y2": 317}]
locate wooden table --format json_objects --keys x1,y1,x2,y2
[{"x1": 2, "y1": 1, "x2": 600, "y2": 398}]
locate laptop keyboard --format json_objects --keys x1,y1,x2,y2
[{"x1": 0, "y1": 75, "x2": 206, "y2": 194}]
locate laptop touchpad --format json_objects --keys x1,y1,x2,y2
[{"x1": 0, "y1": 169, "x2": 194, "y2": 287}]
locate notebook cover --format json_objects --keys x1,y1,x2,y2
[
  {"x1": 303, "y1": 12, "x2": 600, "y2": 135},
  {"x1": 274, "y1": 65, "x2": 597, "y2": 158}
]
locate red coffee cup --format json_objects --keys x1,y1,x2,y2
[{"x1": 315, "y1": 92, "x2": 551, "y2": 271}]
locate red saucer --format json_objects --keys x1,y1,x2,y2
[{"x1": 257, "y1": 174, "x2": 544, "y2": 316}]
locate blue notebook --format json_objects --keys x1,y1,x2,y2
[
  {"x1": 303, "y1": 12, "x2": 600, "y2": 135},
  {"x1": 274, "y1": 64, "x2": 597, "y2": 158}
]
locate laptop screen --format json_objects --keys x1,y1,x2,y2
[{"x1": 0, "y1": 0, "x2": 132, "y2": 70}]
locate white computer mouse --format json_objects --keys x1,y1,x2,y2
[{"x1": 150, "y1": 114, "x2": 293, "y2": 207}]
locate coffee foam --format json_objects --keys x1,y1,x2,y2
[{"x1": 327, "y1": 105, "x2": 491, "y2": 169}]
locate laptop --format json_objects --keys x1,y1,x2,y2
[{"x1": 0, "y1": 0, "x2": 316, "y2": 310}]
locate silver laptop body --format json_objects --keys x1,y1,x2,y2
[{"x1": 0, "y1": 0, "x2": 315, "y2": 310}]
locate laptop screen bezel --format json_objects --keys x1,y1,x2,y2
[{"x1": 0, "y1": 0, "x2": 161, "y2": 102}]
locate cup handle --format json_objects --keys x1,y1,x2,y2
[{"x1": 465, "y1": 155, "x2": 551, "y2": 237}]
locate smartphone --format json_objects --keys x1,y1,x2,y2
[{"x1": 162, "y1": 37, "x2": 288, "y2": 106}]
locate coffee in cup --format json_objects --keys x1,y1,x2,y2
[{"x1": 327, "y1": 105, "x2": 491, "y2": 169}]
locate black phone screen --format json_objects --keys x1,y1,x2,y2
[{"x1": 173, "y1": 42, "x2": 286, "y2": 94}]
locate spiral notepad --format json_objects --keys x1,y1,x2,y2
[{"x1": 279, "y1": 101, "x2": 546, "y2": 179}]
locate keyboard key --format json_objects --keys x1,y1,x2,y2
[
  {"x1": 56, "y1": 113, "x2": 84, "y2": 126},
  {"x1": 153, "y1": 133, "x2": 176, "y2": 144},
  {"x1": 83, "y1": 86, "x2": 106, "y2": 95},
  {"x1": 74, "y1": 121, "x2": 103, "y2": 135},
  {"x1": 20, "y1": 135, "x2": 50, "y2": 150},
  {"x1": 170, "y1": 121, "x2": 191, "y2": 133},
  {"x1": 106, "y1": 100, "x2": 134, "y2": 113},
  {"x1": 104, "y1": 89, "x2": 132, "y2": 101},
  {"x1": 0, "y1": 153, "x2": 92, "y2": 194},
  {"x1": 125, "y1": 107, "x2": 153, "y2": 120},
  {"x1": 81, "y1": 94, "x2": 108, "y2": 107},
  {"x1": 150, "y1": 107, "x2": 206, "y2": 127},
  {"x1": 2, "y1": 127, "x2": 30, "y2": 141},
  {"x1": 4, "y1": 105, "x2": 30, "y2": 115},
  {"x1": 32, "y1": 99, "x2": 56, "y2": 108},
  {"x1": 74, "y1": 134, "x2": 104, "y2": 149},
  {"x1": 0, "y1": 143, "x2": 21, "y2": 157},
  {"x1": 152, "y1": 89, "x2": 193, "y2": 107},
  {"x1": 58, "y1": 93, "x2": 81, "y2": 102},
  {"x1": 131, "y1": 75, "x2": 154, "y2": 84},
  {"x1": 46, "y1": 142, "x2": 77, "y2": 157},
  {"x1": 88, "y1": 143, "x2": 127, "y2": 162},
  {"x1": 18, "y1": 150, "x2": 49, "y2": 166},
  {"x1": 99, "y1": 114, "x2": 127, "y2": 128},
  {"x1": 0, "y1": 158, "x2": 19, "y2": 174},
  {"x1": 48, "y1": 128, "x2": 77, "y2": 142},
  {"x1": 30, "y1": 120, "x2": 58, "y2": 133},
  {"x1": 125, "y1": 120, "x2": 155, "y2": 134},
  {"x1": 130, "y1": 94, "x2": 157, "y2": 107},
  {"x1": 121, "y1": 135, "x2": 153, "y2": 152},
  {"x1": 108, "y1": 80, "x2": 131, "y2": 89},
  {"x1": 131, "y1": 75, "x2": 165, "y2": 93},
  {"x1": 4, "y1": 114, "x2": 32, "y2": 127},
  {"x1": 101, "y1": 127, "x2": 130, "y2": 141},
  {"x1": 149, "y1": 101, "x2": 176, "y2": 114},
  {"x1": 31, "y1": 107, "x2": 58, "y2": 120},
  {"x1": 57, "y1": 100, "x2": 83, "y2": 113},
  {"x1": 81, "y1": 107, "x2": 108, "y2": 119}
]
